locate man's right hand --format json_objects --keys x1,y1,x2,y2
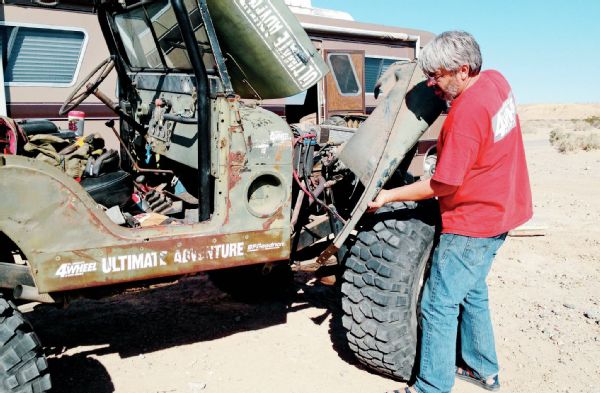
[{"x1": 367, "y1": 189, "x2": 391, "y2": 213}]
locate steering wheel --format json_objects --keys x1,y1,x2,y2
[{"x1": 59, "y1": 56, "x2": 115, "y2": 116}]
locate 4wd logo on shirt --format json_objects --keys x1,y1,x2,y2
[
  {"x1": 492, "y1": 92, "x2": 517, "y2": 142},
  {"x1": 55, "y1": 262, "x2": 97, "y2": 278}
]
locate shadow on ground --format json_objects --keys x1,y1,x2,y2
[{"x1": 23, "y1": 271, "x2": 359, "y2": 392}]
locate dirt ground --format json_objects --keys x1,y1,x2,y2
[{"x1": 20, "y1": 104, "x2": 600, "y2": 393}]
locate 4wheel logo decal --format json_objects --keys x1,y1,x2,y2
[{"x1": 55, "y1": 262, "x2": 97, "y2": 278}]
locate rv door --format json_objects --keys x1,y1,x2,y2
[{"x1": 323, "y1": 49, "x2": 365, "y2": 120}]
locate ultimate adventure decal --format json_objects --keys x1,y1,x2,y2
[{"x1": 38, "y1": 232, "x2": 289, "y2": 292}]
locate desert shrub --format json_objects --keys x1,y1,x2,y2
[
  {"x1": 549, "y1": 129, "x2": 600, "y2": 153},
  {"x1": 569, "y1": 117, "x2": 600, "y2": 131},
  {"x1": 584, "y1": 115, "x2": 600, "y2": 128},
  {"x1": 549, "y1": 129, "x2": 562, "y2": 144},
  {"x1": 581, "y1": 133, "x2": 600, "y2": 151}
]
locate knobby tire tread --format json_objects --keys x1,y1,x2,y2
[
  {"x1": 341, "y1": 202, "x2": 435, "y2": 380},
  {"x1": 0, "y1": 297, "x2": 51, "y2": 393}
]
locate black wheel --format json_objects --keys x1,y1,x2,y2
[
  {"x1": 208, "y1": 261, "x2": 294, "y2": 302},
  {"x1": 0, "y1": 296, "x2": 51, "y2": 392},
  {"x1": 341, "y1": 201, "x2": 436, "y2": 380}
]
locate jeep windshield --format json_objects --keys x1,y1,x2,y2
[{"x1": 112, "y1": 0, "x2": 216, "y2": 72}]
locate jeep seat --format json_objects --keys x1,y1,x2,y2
[
  {"x1": 18, "y1": 119, "x2": 59, "y2": 136},
  {"x1": 80, "y1": 170, "x2": 133, "y2": 208}
]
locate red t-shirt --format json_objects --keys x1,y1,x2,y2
[{"x1": 431, "y1": 70, "x2": 532, "y2": 237}]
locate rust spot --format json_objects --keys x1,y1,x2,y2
[
  {"x1": 229, "y1": 151, "x2": 245, "y2": 166},
  {"x1": 224, "y1": 196, "x2": 231, "y2": 225},
  {"x1": 228, "y1": 164, "x2": 243, "y2": 190},
  {"x1": 247, "y1": 135, "x2": 253, "y2": 150},
  {"x1": 274, "y1": 144, "x2": 284, "y2": 162},
  {"x1": 262, "y1": 207, "x2": 284, "y2": 231}
]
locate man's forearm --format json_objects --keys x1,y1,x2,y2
[
  {"x1": 369, "y1": 179, "x2": 457, "y2": 207},
  {"x1": 369, "y1": 178, "x2": 458, "y2": 210},
  {"x1": 379, "y1": 179, "x2": 436, "y2": 204}
]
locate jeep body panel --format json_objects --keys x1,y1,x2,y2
[{"x1": 0, "y1": 95, "x2": 294, "y2": 293}]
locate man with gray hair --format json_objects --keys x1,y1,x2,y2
[{"x1": 368, "y1": 31, "x2": 532, "y2": 392}]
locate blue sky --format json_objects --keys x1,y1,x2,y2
[{"x1": 312, "y1": 0, "x2": 600, "y2": 104}]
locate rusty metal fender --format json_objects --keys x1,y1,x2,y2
[
  {"x1": 319, "y1": 61, "x2": 446, "y2": 259},
  {"x1": 0, "y1": 155, "x2": 290, "y2": 293}
]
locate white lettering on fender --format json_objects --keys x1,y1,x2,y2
[
  {"x1": 102, "y1": 257, "x2": 116, "y2": 274},
  {"x1": 55, "y1": 262, "x2": 97, "y2": 278},
  {"x1": 174, "y1": 243, "x2": 245, "y2": 264},
  {"x1": 101, "y1": 251, "x2": 167, "y2": 274},
  {"x1": 247, "y1": 242, "x2": 285, "y2": 252},
  {"x1": 57, "y1": 242, "x2": 250, "y2": 279},
  {"x1": 270, "y1": 131, "x2": 292, "y2": 144},
  {"x1": 174, "y1": 248, "x2": 201, "y2": 264},
  {"x1": 492, "y1": 92, "x2": 518, "y2": 142}
]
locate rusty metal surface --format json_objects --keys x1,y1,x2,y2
[
  {"x1": 339, "y1": 62, "x2": 424, "y2": 184},
  {"x1": 294, "y1": 215, "x2": 332, "y2": 252},
  {"x1": 38, "y1": 229, "x2": 289, "y2": 293},
  {"x1": 0, "y1": 154, "x2": 290, "y2": 292},
  {"x1": 0, "y1": 95, "x2": 295, "y2": 294},
  {"x1": 326, "y1": 61, "x2": 446, "y2": 253},
  {"x1": 0, "y1": 262, "x2": 35, "y2": 288}
]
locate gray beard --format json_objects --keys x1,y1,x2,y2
[{"x1": 443, "y1": 79, "x2": 460, "y2": 101}]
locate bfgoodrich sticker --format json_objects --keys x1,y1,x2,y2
[{"x1": 247, "y1": 242, "x2": 284, "y2": 252}]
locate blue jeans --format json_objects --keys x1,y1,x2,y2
[{"x1": 414, "y1": 233, "x2": 507, "y2": 393}]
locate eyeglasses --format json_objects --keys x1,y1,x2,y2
[
  {"x1": 426, "y1": 71, "x2": 445, "y2": 84},
  {"x1": 426, "y1": 70, "x2": 454, "y2": 85}
]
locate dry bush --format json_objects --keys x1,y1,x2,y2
[
  {"x1": 584, "y1": 115, "x2": 600, "y2": 128},
  {"x1": 569, "y1": 118, "x2": 600, "y2": 131},
  {"x1": 549, "y1": 129, "x2": 563, "y2": 144},
  {"x1": 549, "y1": 129, "x2": 600, "y2": 153},
  {"x1": 581, "y1": 134, "x2": 600, "y2": 151}
]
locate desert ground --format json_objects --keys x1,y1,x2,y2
[{"x1": 20, "y1": 104, "x2": 600, "y2": 393}]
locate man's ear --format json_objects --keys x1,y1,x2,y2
[{"x1": 458, "y1": 64, "x2": 470, "y2": 79}]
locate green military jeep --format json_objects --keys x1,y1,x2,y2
[{"x1": 0, "y1": 0, "x2": 445, "y2": 390}]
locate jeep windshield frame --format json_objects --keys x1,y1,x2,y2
[
  {"x1": 97, "y1": 0, "x2": 217, "y2": 221},
  {"x1": 110, "y1": 0, "x2": 214, "y2": 73}
]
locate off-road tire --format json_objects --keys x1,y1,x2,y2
[
  {"x1": 0, "y1": 297, "x2": 51, "y2": 392},
  {"x1": 341, "y1": 201, "x2": 436, "y2": 380}
]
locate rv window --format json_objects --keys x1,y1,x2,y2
[
  {"x1": 327, "y1": 53, "x2": 360, "y2": 96},
  {"x1": 0, "y1": 24, "x2": 86, "y2": 86},
  {"x1": 365, "y1": 57, "x2": 402, "y2": 94}
]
